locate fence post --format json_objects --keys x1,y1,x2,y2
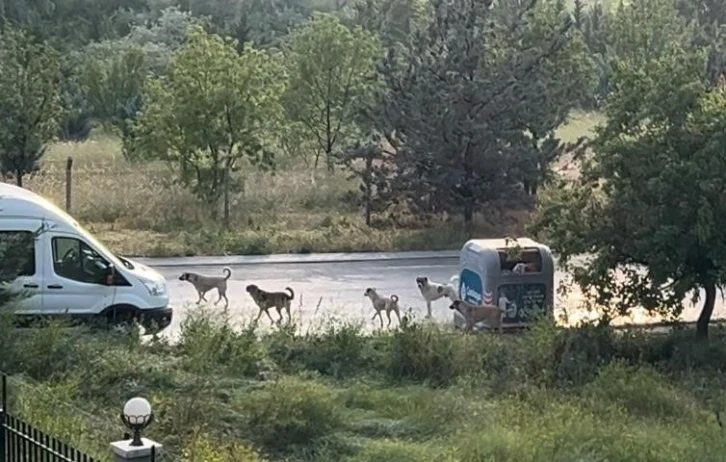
[
  {"x1": 65, "y1": 157, "x2": 73, "y2": 213},
  {"x1": 223, "y1": 164, "x2": 231, "y2": 230},
  {"x1": 0, "y1": 374, "x2": 6, "y2": 462}
]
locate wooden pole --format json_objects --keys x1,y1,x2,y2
[{"x1": 65, "y1": 157, "x2": 73, "y2": 213}]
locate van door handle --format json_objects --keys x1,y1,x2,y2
[
  {"x1": 47, "y1": 284, "x2": 63, "y2": 289},
  {"x1": 23, "y1": 283, "x2": 39, "y2": 289}
]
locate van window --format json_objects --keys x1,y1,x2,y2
[
  {"x1": 498, "y1": 248, "x2": 543, "y2": 274},
  {"x1": 0, "y1": 231, "x2": 36, "y2": 278},
  {"x1": 52, "y1": 237, "x2": 110, "y2": 285}
]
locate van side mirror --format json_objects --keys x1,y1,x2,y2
[{"x1": 105, "y1": 264, "x2": 116, "y2": 286}]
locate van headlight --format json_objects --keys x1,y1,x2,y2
[{"x1": 142, "y1": 280, "x2": 166, "y2": 296}]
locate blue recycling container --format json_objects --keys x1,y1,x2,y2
[{"x1": 454, "y1": 238, "x2": 555, "y2": 329}]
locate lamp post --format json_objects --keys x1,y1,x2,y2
[
  {"x1": 111, "y1": 397, "x2": 162, "y2": 462},
  {"x1": 121, "y1": 397, "x2": 154, "y2": 446}
]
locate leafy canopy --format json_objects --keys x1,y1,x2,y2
[
  {"x1": 373, "y1": 0, "x2": 593, "y2": 226},
  {"x1": 529, "y1": 31, "x2": 726, "y2": 337},
  {"x1": 129, "y1": 25, "x2": 285, "y2": 211},
  {"x1": 0, "y1": 27, "x2": 64, "y2": 186},
  {"x1": 283, "y1": 12, "x2": 382, "y2": 169}
]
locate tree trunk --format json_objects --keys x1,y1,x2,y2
[
  {"x1": 15, "y1": 170, "x2": 22, "y2": 187},
  {"x1": 697, "y1": 281, "x2": 716, "y2": 339},
  {"x1": 463, "y1": 202, "x2": 473, "y2": 233},
  {"x1": 364, "y1": 156, "x2": 373, "y2": 226}
]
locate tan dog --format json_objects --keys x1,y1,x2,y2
[
  {"x1": 179, "y1": 267, "x2": 231, "y2": 308},
  {"x1": 246, "y1": 284, "x2": 294, "y2": 324},
  {"x1": 364, "y1": 288, "x2": 401, "y2": 328},
  {"x1": 449, "y1": 299, "x2": 506, "y2": 333}
]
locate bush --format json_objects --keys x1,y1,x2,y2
[
  {"x1": 265, "y1": 323, "x2": 371, "y2": 378},
  {"x1": 382, "y1": 322, "x2": 484, "y2": 387},
  {"x1": 3, "y1": 307, "x2": 726, "y2": 461},
  {"x1": 238, "y1": 376, "x2": 343, "y2": 453},
  {"x1": 582, "y1": 360, "x2": 701, "y2": 420},
  {"x1": 178, "y1": 307, "x2": 270, "y2": 378},
  {"x1": 181, "y1": 432, "x2": 267, "y2": 462}
]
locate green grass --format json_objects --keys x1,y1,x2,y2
[
  {"x1": 3, "y1": 307, "x2": 726, "y2": 462},
  {"x1": 17, "y1": 112, "x2": 605, "y2": 257}
]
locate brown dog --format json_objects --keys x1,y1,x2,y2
[
  {"x1": 364, "y1": 288, "x2": 401, "y2": 328},
  {"x1": 179, "y1": 267, "x2": 231, "y2": 308},
  {"x1": 449, "y1": 299, "x2": 506, "y2": 333},
  {"x1": 246, "y1": 284, "x2": 294, "y2": 324}
]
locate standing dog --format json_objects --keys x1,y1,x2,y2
[
  {"x1": 364, "y1": 288, "x2": 401, "y2": 328},
  {"x1": 246, "y1": 284, "x2": 294, "y2": 324},
  {"x1": 449, "y1": 299, "x2": 506, "y2": 333},
  {"x1": 416, "y1": 276, "x2": 459, "y2": 318},
  {"x1": 179, "y1": 267, "x2": 231, "y2": 308}
]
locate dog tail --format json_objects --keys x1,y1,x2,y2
[
  {"x1": 285, "y1": 287, "x2": 295, "y2": 300},
  {"x1": 391, "y1": 294, "x2": 399, "y2": 303},
  {"x1": 222, "y1": 267, "x2": 232, "y2": 280}
]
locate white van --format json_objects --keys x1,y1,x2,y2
[{"x1": 0, "y1": 182, "x2": 172, "y2": 332}]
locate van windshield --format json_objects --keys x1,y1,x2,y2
[
  {"x1": 79, "y1": 225, "x2": 126, "y2": 269},
  {"x1": 33, "y1": 194, "x2": 129, "y2": 270}
]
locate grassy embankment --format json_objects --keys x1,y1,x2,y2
[
  {"x1": 22, "y1": 112, "x2": 604, "y2": 258},
  {"x1": 3, "y1": 305, "x2": 726, "y2": 462}
]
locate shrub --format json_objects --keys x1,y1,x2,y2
[
  {"x1": 237, "y1": 376, "x2": 342, "y2": 452},
  {"x1": 582, "y1": 360, "x2": 700, "y2": 420},
  {"x1": 382, "y1": 321, "x2": 483, "y2": 387},
  {"x1": 181, "y1": 432, "x2": 267, "y2": 462},
  {"x1": 265, "y1": 323, "x2": 371, "y2": 378},
  {"x1": 178, "y1": 307, "x2": 270, "y2": 378}
]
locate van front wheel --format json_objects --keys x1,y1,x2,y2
[{"x1": 103, "y1": 305, "x2": 139, "y2": 329}]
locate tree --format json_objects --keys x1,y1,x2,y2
[
  {"x1": 573, "y1": 0, "x2": 585, "y2": 30},
  {"x1": 129, "y1": 25, "x2": 284, "y2": 216},
  {"x1": 503, "y1": 0, "x2": 595, "y2": 195},
  {"x1": 0, "y1": 27, "x2": 64, "y2": 187},
  {"x1": 177, "y1": 0, "x2": 309, "y2": 48},
  {"x1": 124, "y1": 6, "x2": 201, "y2": 73},
  {"x1": 348, "y1": 0, "x2": 431, "y2": 46},
  {"x1": 529, "y1": 42, "x2": 726, "y2": 338},
  {"x1": 339, "y1": 133, "x2": 394, "y2": 225},
  {"x1": 81, "y1": 44, "x2": 148, "y2": 145},
  {"x1": 283, "y1": 13, "x2": 382, "y2": 171},
  {"x1": 374, "y1": 0, "x2": 590, "y2": 230},
  {"x1": 609, "y1": 0, "x2": 690, "y2": 68}
]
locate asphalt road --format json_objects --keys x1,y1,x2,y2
[{"x1": 142, "y1": 252, "x2": 726, "y2": 338}]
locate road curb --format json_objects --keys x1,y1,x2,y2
[{"x1": 135, "y1": 250, "x2": 461, "y2": 268}]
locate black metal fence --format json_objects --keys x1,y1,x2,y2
[{"x1": 0, "y1": 374, "x2": 99, "y2": 462}]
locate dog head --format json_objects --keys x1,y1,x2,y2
[
  {"x1": 449, "y1": 300, "x2": 462, "y2": 311},
  {"x1": 415, "y1": 276, "x2": 428, "y2": 289},
  {"x1": 179, "y1": 272, "x2": 197, "y2": 282},
  {"x1": 246, "y1": 284, "x2": 260, "y2": 295},
  {"x1": 364, "y1": 287, "x2": 377, "y2": 298}
]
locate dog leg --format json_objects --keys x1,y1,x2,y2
[
  {"x1": 426, "y1": 300, "x2": 432, "y2": 319},
  {"x1": 254, "y1": 309, "x2": 264, "y2": 323},
  {"x1": 265, "y1": 309, "x2": 275, "y2": 324},
  {"x1": 386, "y1": 310, "x2": 392, "y2": 327},
  {"x1": 371, "y1": 311, "x2": 383, "y2": 327}
]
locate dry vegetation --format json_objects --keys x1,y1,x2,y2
[{"x1": 20, "y1": 112, "x2": 604, "y2": 257}]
